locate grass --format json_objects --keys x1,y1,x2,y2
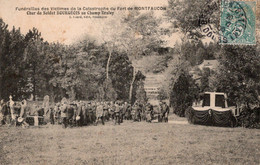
[{"x1": 0, "y1": 116, "x2": 259, "y2": 165}]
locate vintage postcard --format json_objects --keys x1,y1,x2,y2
[{"x1": 0, "y1": 0, "x2": 259, "y2": 164}]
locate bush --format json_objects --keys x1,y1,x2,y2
[
  {"x1": 237, "y1": 107, "x2": 260, "y2": 129},
  {"x1": 170, "y1": 73, "x2": 198, "y2": 117}
]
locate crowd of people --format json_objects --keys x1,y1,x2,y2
[{"x1": 0, "y1": 95, "x2": 170, "y2": 128}]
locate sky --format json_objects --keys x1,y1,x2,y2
[
  {"x1": 1, "y1": 0, "x2": 258, "y2": 46},
  {"x1": 0, "y1": 0, "x2": 177, "y2": 45}
]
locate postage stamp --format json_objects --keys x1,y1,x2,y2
[{"x1": 220, "y1": 0, "x2": 256, "y2": 44}]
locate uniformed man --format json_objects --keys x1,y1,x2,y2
[
  {"x1": 18, "y1": 99, "x2": 29, "y2": 127},
  {"x1": 126, "y1": 103, "x2": 132, "y2": 120},
  {"x1": 109, "y1": 101, "x2": 115, "y2": 120},
  {"x1": 53, "y1": 103, "x2": 60, "y2": 124},
  {"x1": 0, "y1": 100, "x2": 4, "y2": 125},
  {"x1": 103, "y1": 102, "x2": 109, "y2": 121},
  {"x1": 122, "y1": 102, "x2": 128, "y2": 120},
  {"x1": 95, "y1": 102, "x2": 104, "y2": 125},
  {"x1": 119, "y1": 102, "x2": 124, "y2": 123},
  {"x1": 86, "y1": 102, "x2": 94, "y2": 124},
  {"x1": 9, "y1": 95, "x2": 16, "y2": 126},
  {"x1": 145, "y1": 103, "x2": 153, "y2": 122},
  {"x1": 162, "y1": 102, "x2": 169, "y2": 122},
  {"x1": 114, "y1": 102, "x2": 121, "y2": 125},
  {"x1": 60, "y1": 101, "x2": 68, "y2": 128}
]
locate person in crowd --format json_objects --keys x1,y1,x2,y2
[
  {"x1": 103, "y1": 102, "x2": 109, "y2": 121},
  {"x1": 1, "y1": 100, "x2": 11, "y2": 125},
  {"x1": 145, "y1": 102, "x2": 153, "y2": 122},
  {"x1": 9, "y1": 95, "x2": 16, "y2": 126},
  {"x1": 95, "y1": 102, "x2": 104, "y2": 125},
  {"x1": 18, "y1": 99, "x2": 29, "y2": 127},
  {"x1": 67, "y1": 103, "x2": 75, "y2": 127},
  {"x1": 125, "y1": 103, "x2": 132, "y2": 120},
  {"x1": 109, "y1": 101, "x2": 115, "y2": 120},
  {"x1": 60, "y1": 101, "x2": 68, "y2": 128},
  {"x1": 0, "y1": 100, "x2": 5, "y2": 125},
  {"x1": 161, "y1": 102, "x2": 170, "y2": 122},
  {"x1": 53, "y1": 103, "x2": 60, "y2": 124},
  {"x1": 0, "y1": 100, "x2": 4, "y2": 125},
  {"x1": 122, "y1": 102, "x2": 128, "y2": 120},
  {"x1": 132, "y1": 102, "x2": 141, "y2": 122},
  {"x1": 114, "y1": 101, "x2": 121, "y2": 125},
  {"x1": 92, "y1": 101, "x2": 97, "y2": 123},
  {"x1": 86, "y1": 102, "x2": 94, "y2": 125},
  {"x1": 119, "y1": 102, "x2": 124, "y2": 123},
  {"x1": 77, "y1": 101, "x2": 85, "y2": 126}
]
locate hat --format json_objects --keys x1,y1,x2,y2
[
  {"x1": 76, "y1": 116, "x2": 80, "y2": 121},
  {"x1": 17, "y1": 117, "x2": 24, "y2": 123}
]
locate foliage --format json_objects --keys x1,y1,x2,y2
[
  {"x1": 211, "y1": 45, "x2": 260, "y2": 106},
  {"x1": 102, "y1": 78, "x2": 117, "y2": 101},
  {"x1": 237, "y1": 107, "x2": 260, "y2": 129},
  {"x1": 157, "y1": 88, "x2": 169, "y2": 101},
  {"x1": 109, "y1": 51, "x2": 133, "y2": 101},
  {"x1": 0, "y1": 19, "x2": 26, "y2": 100},
  {"x1": 0, "y1": 19, "x2": 145, "y2": 103},
  {"x1": 166, "y1": 0, "x2": 219, "y2": 40},
  {"x1": 132, "y1": 71, "x2": 147, "y2": 105},
  {"x1": 121, "y1": 11, "x2": 164, "y2": 58},
  {"x1": 134, "y1": 81, "x2": 148, "y2": 105},
  {"x1": 170, "y1": 72, "x2": 198, "y2": 117}
]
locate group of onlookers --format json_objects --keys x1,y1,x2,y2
[{"x1": 0, "y1": 96, "x2": 170, "y2": 128}]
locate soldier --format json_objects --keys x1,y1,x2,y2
[
  {"x1": 92, "y1": 101, "x2": 97, "y2": 123},
  {"x1": 122, "y1": 102, "x2": 128, "y2": 120},
  {"x1": 162, "y1": 102, "x2": 169, "y2": 122},
  {"x1": 132, "y1": 102, "x2": 141, "y2": 122},
  {"x1": 126, "y1": 103, "x2": 132, "y2": 120},
  {"x1": 95, "y1": 102, "x2": 104, "y2": 125},
  {"x1": 53, "y1": 103, "x2": 60, "y2": 124},
  {"x1": 19, "y1": 99, "x2": 27, "y2": 119},
  {"x1": 103, "y1": 102, "x2": 109, "y2": 121},
  {"x1": 1, "y1": 101, "x2": 11, "y2": 125},
  {"x1": 0, "y1": 100, "x2": 4, "y2": 125},
  {"x1": 42, "y1": 95, "x2": 50, "y2": 124},
  {"x1": 119, "y1": 102, "x2": 124, "y2": 123},
  {"x1": 60, "y1": 101, "x2": 68, "y2": 128},
  {"x1": 145, "y1": 103, "x2": 153, "y2": 122},
  {"x1": 157, "y1": 101, "x2": 164, "y2": 122},
  {"x1": 17, "y1": 99, "x2": 29, "y2": 127},
  {"x1": 109, "y1": 101, "x2": 115, "y2": 120},
  {"x1": 9, "y1": 96, "x2": 16, "y2": 126},
  {"x1": 77, "y1": 101, "x2": 85, "y2": 126},
  {"x1": 86, "y1": 102, "x2": 94, "y2": 125},
  {"x1": 67, "y1": 103, "x2": 75, "y2": 127},
  {"x1": 114, "y1": 102, "x2": 121, "y2": 125}
]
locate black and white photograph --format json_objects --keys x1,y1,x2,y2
[{"x1": 0, "y1": 0, "x2": 259, "y2": 164}]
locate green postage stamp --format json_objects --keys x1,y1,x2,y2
[{"x1": 220, "y1": 0, "x2": 256, "y2": 44}]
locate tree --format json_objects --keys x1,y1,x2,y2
[
  {"x1": 109, "y1": 51, "x2": 133, "y2": 101},
  {"x1": 0, "y1": 19, "x2": 10, "y2": 100},
  {"x1": 100, "y1": 11, "x2": 163, "y2": 103},
  {"x1": 121, "y1": 11, "x2": 163, "y2": 103},
  {"x1": 166, "y1": 0, "x2": 219, "y2": 41},
  {"x1": 23, "y1": 28, "x2": 48, "y2": 100},
  {"x1": 0, "y1": 22, "x2": 26, "y2": 100},
  {"x1": 210, "y1": 45, "x2": 260, "y2": 107},
  {"x1": 132, "y1": 71, "x2": 147, "y2": 105},
  {"x1": 170, "y1": 72, "x2": 197, "y2": 117}
]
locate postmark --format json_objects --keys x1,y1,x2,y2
[{"x1": 220, "y1": 0, "x2": 256, "y2": 44}]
